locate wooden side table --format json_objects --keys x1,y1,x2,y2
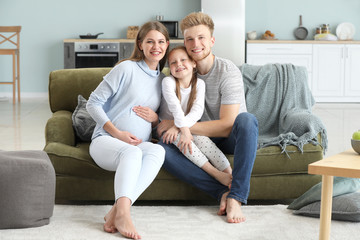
[{"x1": 308, "y1": 149, "x2": 360, "y2": 240}]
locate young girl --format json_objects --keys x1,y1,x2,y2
[
  {"x1": 159, "y1": 46, "x2": 232, "y2": 186},
  {"x1": 87, "y1": 21, "x2": 169, "y2": 240}
]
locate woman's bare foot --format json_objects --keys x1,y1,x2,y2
[
  {"x1": 214, "y1": 171, "x2": 232, "y2": 186},
  {"x1": 217, "y1": 191, "x2": 229, "y2": 216},
  {"x1": 104, "y1": 204, "x2": 118, "y2": 233},
  {"x1": 114, "y1": 211, "x2": 141, "y2": 239},
  {"x1": 113, "y1": 198, "x2": 141, "y2": 239},
  {"x1": 226, "y1": 198, "x2": 246, "y2": 223}
]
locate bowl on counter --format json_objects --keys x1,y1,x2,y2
[
  {"x1": 247, "y1": 31, "x2": 257, "y2": 40},
  {"x1": 351, "y1": 139, "x2": 360, "y2": 154}
]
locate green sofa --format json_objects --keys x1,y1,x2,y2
[{"x1": 44, "y1": 67, "x2": 323, "y2": 203}]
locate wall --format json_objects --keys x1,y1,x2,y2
[
  {"x1": 246, "y1": 0, "x2": 360, "y2": 40},
  {"x1": 0, "y1": 0, "x2": 200, "y2": 96},
  {"x1": 1, "y1": 0, "x2": 360, "y2": 95}
]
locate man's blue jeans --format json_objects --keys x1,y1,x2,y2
[{"x1": 158, "y1": 112, "x2": 258, "y2": 204}]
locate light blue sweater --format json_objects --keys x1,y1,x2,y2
[{"x1": 87, "y1": 60, "x2": 163, "y2": 141}]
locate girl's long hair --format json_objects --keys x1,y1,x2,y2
[
  {"x1": 170, "y1": 46, "x2": 197, "y2": 115},
  {"x1": 117, "y1": 21, "x2": 170, "y2": 71}
]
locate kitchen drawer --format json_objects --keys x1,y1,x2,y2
[
  {"x1": 247, "y1": 43, "x2": 312, "y2": 55},
  {"x1": 246, "y1": 54, "x2": 312, "y2": 72}
]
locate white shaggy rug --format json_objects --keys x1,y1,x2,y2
[{"x1": 0, "y1": 204, "x2": 359, "y2": 240}]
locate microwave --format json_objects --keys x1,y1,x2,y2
[{"x1": 160, "y1": 21, "x2": 178, "y2": 38}]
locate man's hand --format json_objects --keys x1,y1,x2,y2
[
  {"x1": 162, "y1": 126, "x2": 179, "y2": 144},
  {"x1": 190, "y1": 104, "x2": 240, "y2": 137},
  {"x1": 157, "y1": 119, "x2": 175, "y2": 137}
]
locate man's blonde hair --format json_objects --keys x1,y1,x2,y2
[{"x1": 180, "y1": 12, "x2": 214, "y2": 36}]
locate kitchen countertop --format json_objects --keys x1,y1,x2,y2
[
  {"x1": 65, "y1": 39, "x2": 360, "y2": 44},
  {"x1": 247, "y1": 40, "x2": 360, "y2": 44},
  {"x1": 64, "y1": 38, "x2": 184, "y2": 43}
]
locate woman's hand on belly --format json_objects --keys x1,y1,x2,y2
[
  {"x1": 103, "y1": 121, "x2": 142, "y2": 145},
  {"x1": 132, "y1": 106, "x2": 159, "y2": 127},
  {"x1": 115, "y1": 130, "x2": 142, "y2": 145}
]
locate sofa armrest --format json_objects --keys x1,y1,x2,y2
[{"x1": 45, "y1": 110, "x2": 76, "y2": 147}]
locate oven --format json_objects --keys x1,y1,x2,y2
[{"x1": 72, "y1": 42, "x2": 120, "y2": 68}]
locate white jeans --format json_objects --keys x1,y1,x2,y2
[{"x1": 89, "y1": 135, "x2": 165, "y2": 204}]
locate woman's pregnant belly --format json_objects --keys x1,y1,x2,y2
[{"x1": 113, "y1": 111, "x2": 152, "y2": 142}]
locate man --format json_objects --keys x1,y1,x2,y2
[{"x1": 157, "y1": 12, "x2": 258, "y2": 223}]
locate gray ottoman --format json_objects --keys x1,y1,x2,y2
[{"x1": 0, "y1": 150, "x2": 55, "y2": 229}]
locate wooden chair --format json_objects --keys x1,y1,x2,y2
[{"x1": 0, "y1": 26, "x2": 21, "y2": 104}]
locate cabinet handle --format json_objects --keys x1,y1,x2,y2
[
  {"x1": 266, "y1": 48, "x2": 293, "y2": 51},
  {"x1": 342, "y1": 47, "x2": 349, "y2": 59},
  {"x1": 345, "y1": 47, "x2": 349, "y2": 59}
]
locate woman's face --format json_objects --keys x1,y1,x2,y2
[
  {"x1": 168, "y1": 49, "x2": 196, "y2": 81},
  {"x1": 139, "y1": 30, "x2": 169, "y2": 70}
]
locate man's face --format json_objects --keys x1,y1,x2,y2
[{"x1": 183, "y1": 25, "x2": 215, "y2": 62}]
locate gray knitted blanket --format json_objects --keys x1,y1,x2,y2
[{"x1": 240, "y1": 63, "x2": 327, "y2": 154}]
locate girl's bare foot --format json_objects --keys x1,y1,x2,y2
[
  {"x1": 201, "y1": 163, "x2": 232, "y2": 186},
  {"x1": 223, "y1": 166, "x2": 232, "y2": 175},
  {"x1": 214, "y1": 171, "x2": 232, "y2": 186},
  {"x1": 226, "y1": 198, "x2": 246, "y2": 223}
]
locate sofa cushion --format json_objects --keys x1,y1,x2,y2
[
  {"x1": 49, "y1": 68, "x2": 111, "y2": 113},
  {"x1": 72, "y1": 95, "x2": 96, "y2": 142},
  {"x1": 288, "y1": 177, "x2": 360, "y2": 210},
  {"x1": 47, "y1": 141, "x2": 322, "y2": 181},
  {"x1": 293, "y1": 192, "x2": 360, "y2": 222},
  {"x1": 251, "y1": 143, "x2": 323, "y2": 176}
]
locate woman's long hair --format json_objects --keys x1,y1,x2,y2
[
  {"x1": 117, "y1": 21, "x2": 170, "y2": 71},
  {"x1": 170, "y1": 46, "x2": 198, "y2": 115}
]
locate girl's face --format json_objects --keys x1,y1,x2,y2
[
  {"x1": 139, "y1": 30, "x2": 169, "y2": 70},
  {"x1": 168, "y1": 49, "x2": 196, "y2": 81}
]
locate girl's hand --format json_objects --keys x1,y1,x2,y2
[
  {"x1": 133, "y1": 106, "x2": 158, "y2": 126},
  {"x1": 162, "y1": 126, "x2": 179, "y2": 144},
  {"x1": 178, "y1": 127, "x2": 193, "y2": 155},
  {"x1": 116, "y1": 130, "x2": 142, "y2": 146}
]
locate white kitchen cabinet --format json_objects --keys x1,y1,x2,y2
[
  {"x1": 312, "y1": 44, "x2": 344, "y2": 98},
  {"x1": 313, "y1": 44, "x2": 360, "y2": 102},
  {"x1": 345, "y1": 45, "x2": 360, "y2": 97},
  {"x1": 247, "y1": 41, "x2": 360, "y2": 102},
  {"x1": 246, "y1": 43, "x2": 313, "y2": 90}
]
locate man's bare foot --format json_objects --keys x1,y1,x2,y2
[
  {"x1": 104, "y1": 204, "x2": 118, "y2": 233},
  {"x1": 214, "y1": 171, "x2": 232, "y2": 186},
  {"x1": 217, "y1": 191, "x2": 229, "y2": 216},
  {"x1": 226, "y1": 198, "x2": 246, "y2": 223},
  {"x1": 114, "y1": 211, "x2": 141, "y2": 239}
]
